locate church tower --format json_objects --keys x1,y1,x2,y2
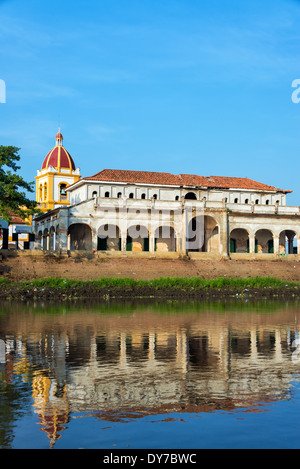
[{"x1": 35, "y1": 130, "x2": 81, "y2": 212}]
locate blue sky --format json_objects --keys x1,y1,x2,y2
[{"x1": 1, "y1": 0, "x2": 300, "y2": 204}]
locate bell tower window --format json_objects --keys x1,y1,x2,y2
[{"x1": 59, "y1": 183, "x2": 68, "y2": 200}]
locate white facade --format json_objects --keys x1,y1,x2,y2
[
  {"x1": 68, "y1": 179, "x2": 287, "y2": 207},
  {"x1": 32, "y1": 170, "x2": 300, "y2": 258}
]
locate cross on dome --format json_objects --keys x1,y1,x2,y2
[{"x1": 55, "y1": 129, "x2": 63, "y2": 145}]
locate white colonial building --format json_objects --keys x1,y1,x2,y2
[{"x1": 32, "y1": 132, "x2": 300, "y2": 259}]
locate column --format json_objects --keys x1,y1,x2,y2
[
  {"x1": 273, "y1": 235, "x2": 279, "y2": 255},
  {"x1": 119, "y1": 333, "x2": 127, "y2": 368},
  {"x1": 176, "y1": 330, "x2": 188, "y2": 374},
  {"x1": 149, "y1": 230, "x2": 155, "y2": 254},
  {"x1": 249, "y1": 234, "x2": 255, "y2": 254},
  {"x1": 121, "y1": 231, "x2": 127, "y2": 253},
  {"x1": 182, "y1": 207, "x2": 187, "y2": 256},
  {"x1": 219, "y1": 211, "x2": 229, "y2": 257},
  {"x1": 274, "y1": 329, "x2": 282, "y2": 362},
  {"x1": 92, "y1": 228, "x2": 98, "y2": 251},
  {"x1": 58, "y1": 208, "x2": 69, "y2": 252},
  {"x1": 250, "y1": 329, "x2": 258, "y2": 361},
  {"x1": 148, "y1": 332, "x2": 156, "y2": 363}
]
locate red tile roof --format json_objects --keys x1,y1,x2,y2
[
  {"x1": 85, "y1": 169, "x2": 180, "y2": 185},
  {"x1": 10, "y1": 215, "x2": 28, "y2": 225},
  {"x1": 3, "y1": 212, "x2": 28, "y2": 225},
  {"x1": 81, "y1": 169, "x2": 291, "y2": 193}
]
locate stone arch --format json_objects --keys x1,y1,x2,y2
[
  {"x1": 230, "y1": 228, "x2": 250, "y2": 253},
  {"x1": 68, "y1": 223, "x2": 92, "y2": 251},
  {"x1": 127, "y1": 224, "x2": 149, "y2": 252},
  {"x1": 255, "y1": 229, "x2": 274, "y2": 253},
  {"x1": 279, "y1": 229, "x2": 298, "y2": 254},
  {"x1": 185, "y1": 192, "x2": 197, "y2": 200},
  {"x1": 187, "y1": 215, "x2": 219, "y2": 253},
  {"x1": 154, "y1": 226, "x2": 177, "y2": 252},
  {"x1": 97, "y1": 224, "x2": 121, "y2": 251}
]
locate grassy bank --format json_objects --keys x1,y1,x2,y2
[{"x1": 0, "y1": 276, "x2": 300, "y2": 301}]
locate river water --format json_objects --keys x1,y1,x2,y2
[{"x1": 0, "y1": 299, "x2": 300, "y2": 449}]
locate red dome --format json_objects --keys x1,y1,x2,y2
[
  {"x1": 42, "y1": 145, "x2": 76, "y2": 171},
  {"x1": 56, "y1": 131, "x2": 63, "y2": 140}
]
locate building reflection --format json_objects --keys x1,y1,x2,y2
[
  {"x1": 1, "y1": 303, "x2": 300, "y2": 447},
  {"x1": 32, "y1": 375, "x2": 69, "y2": 448}
]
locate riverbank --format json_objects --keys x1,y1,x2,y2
[
  {"x1": 1, "y1": 276, "x2": 300, "y2": 301},
  {"x1": 1, "y1": 254, "x2": 300, "y2": 301},
  {"x1": 1, "y1": 254, "x2": 300, "y2": 282}
]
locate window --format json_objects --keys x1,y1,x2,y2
[
  {"x1": 245, "y1": 199, "x2": 249, "y2": 204},
  {"x1": 129, "y1": 193, "x2": 134, "y2": 199},
  {"x1": 59, "y1": 183, "x2": 68, "y2": 200},
  {"x1": 234, "y1": 198, "x2": 238, "y2": 203},
  {"x1": 92, "y1": 191, "x2": 97, "y2": 198},
  {"x1": 153, "y1": 194, "x2": 157, "y2": 200},
  {"x1": 175, "y1": 195, "x2": 179, "y2": 201},
  {"x1": 276, "y1": 200, "x2": 280, "y2": 205},
  {"x1": 266, "y1": 200, "x2": 269, "y2": 205},
  {"x1": 105, "y1": 191, "x2": 110, "y2": 198},
  {"x1": 255, "y1": 199, "x2": 259, "y2": 204},
  {"x1": 141, "y1": 193, "x2": 146, "y2": 199},
  {"x1": 117, "y1": 192, "x2": 122, "y2": 198}
]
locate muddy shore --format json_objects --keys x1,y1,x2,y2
[{"x1": 1, "y1": 254, "x2": 300, "y2": 282}]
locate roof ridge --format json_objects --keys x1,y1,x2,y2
[{"x1": 74, "y1": 168, "x2": 291, "y2": 193}]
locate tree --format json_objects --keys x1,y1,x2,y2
[{"x1": 0, "y1": 145, "x2": 39, "y2": 222}]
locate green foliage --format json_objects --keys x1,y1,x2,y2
[
  {"x1": 0, "y1": 145, "x2": 38, "y2": 222},
  {"x1": 1, "y1": 276, "x2": 299, "y2": 292}
]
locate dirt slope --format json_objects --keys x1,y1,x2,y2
[{"x1": 1, "y1": 255, "x2": 300, "y2": 282}]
